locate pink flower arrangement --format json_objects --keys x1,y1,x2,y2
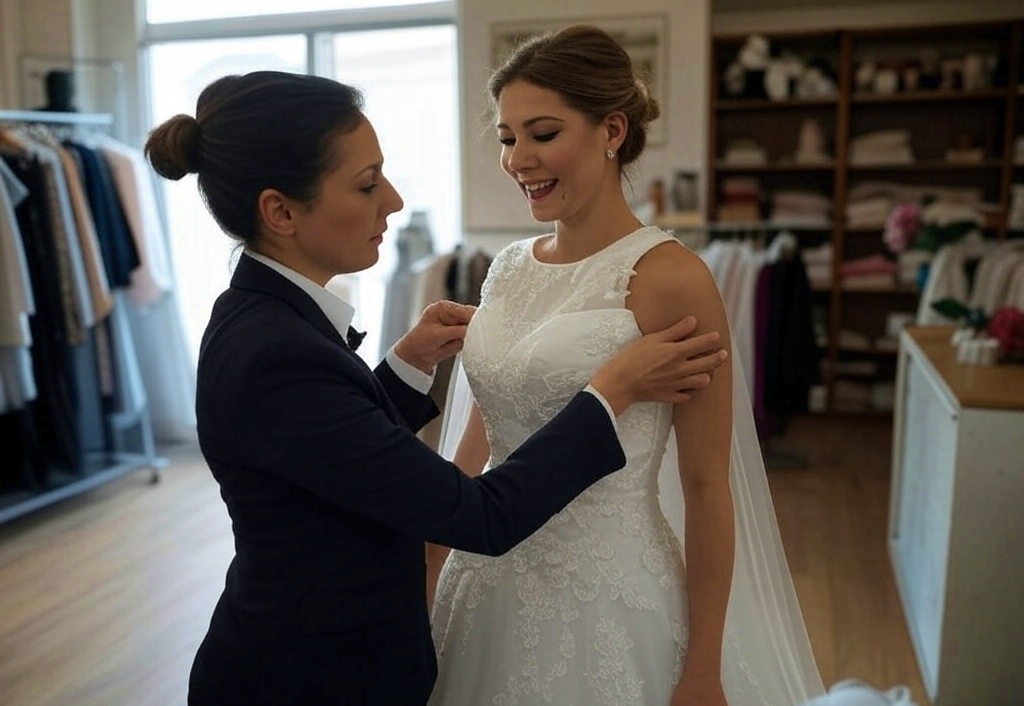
[
  {"x1": 987, "y1": 307, "x2": 1024, "y2": 363},
  {"x1": 883, "y1": 202, "x2": 920, "y2": 254}
]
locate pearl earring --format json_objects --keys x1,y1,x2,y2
[{"x1": 606, "y1": 148, "x2": 615, "y2": 159}]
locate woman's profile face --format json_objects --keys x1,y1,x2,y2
[
  {"x1": 496, "y1": 80, "x2": 610, "y2": 225},
  {"x1": 288, "y1": 116, "x2": 404, "y2": 282}
]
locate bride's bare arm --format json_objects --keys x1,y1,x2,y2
[
  {"x1": 426, "y1": 402, "x2": 491, "y2": 608},
  {"x1": 628, "y1": 242, "x2": 734, "y2": 706}
]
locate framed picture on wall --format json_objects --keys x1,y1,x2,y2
[{"x1": 490, "y1": 14, "x2": 668, "y2": 146}]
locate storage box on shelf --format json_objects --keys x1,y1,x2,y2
[{"x1": 708, "y1": 18, "x2": 1024, "y2": 413}]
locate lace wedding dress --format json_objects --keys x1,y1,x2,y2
[{"x1": 428, "y1": 227, "x2": 823, "y2": 706}]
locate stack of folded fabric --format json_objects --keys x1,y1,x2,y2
[
  {"x1": 840, "y1": 254, "x2": 899, "y2": 289},
  {"x1": 717, "y1": 176, "x2": 762, "y2": 222},
  {"x1": 801, "y1": 241, "x2": 833, "y2": 289},
  {"x1": 721, "y1": 137, "x2": 768, "y2": 166},
  {"x1": 846, "y1": 183, "x2": 898, "y2": 229},
  {"x1": 850, "y1": 129, "x2": 914, "y2": 166},
  {"x1": 770, "y1": 190, "x2": 832, "y2": 228},
  {"x1": 845, "y1": 181, "x2": 985, "y2": 230}
]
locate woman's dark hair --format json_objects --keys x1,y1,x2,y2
[
  {"x1": 145, "y1": 71, "x2": 364, "y2": 244},
  {"x1": 488, "y1": 25, "x2": 660, "y2": 169}
]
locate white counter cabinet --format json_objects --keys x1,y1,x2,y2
[{"x1": 889, "y1": 326, "x2": 1024, "y2": 705}]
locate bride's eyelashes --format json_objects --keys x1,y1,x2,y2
[{"x1": 497, "y1": 131, "x2": 560, "y2": 146}]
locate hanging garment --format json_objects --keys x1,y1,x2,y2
[
  {"x1": 916, "y1": 232, "x2": 991, "y2": 324},
  {"x1": 969, "y1": 242, "x2": 1024, "y2": 315},
  {"x1": 56, "y1": 145, "x2": 114, "y2": 320},
  {"x1": 6, "y1": 153, "x2": 82, "y2": 478},
  {"x1": 0, "y1": 157, "x2": 38, "y2": 412},
  {"x1": 14, "y1": 133, "x2": 95, "y2": 343},
  {"x1": 95, "y1": 136, "x2": 175, "y2": 308},
  {"x1": 63, "y1": 141, "x2": 140, "y2": 288}
]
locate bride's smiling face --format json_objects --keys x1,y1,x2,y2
[{"x1": 496, "y1": 80, "x2": 613, "y2": 224}]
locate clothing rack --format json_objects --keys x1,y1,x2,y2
[
  {"x1": 0, "y1": 110, "x2": 114, "y2": 127},
  {"x1": 0, "y1": 110, "x2": 165, "y2": 525}
]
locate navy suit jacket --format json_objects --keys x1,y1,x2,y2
[{"x1": 188, "y1": 254, "x2": 627, "y2": 705}]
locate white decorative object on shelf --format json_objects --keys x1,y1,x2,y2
[{"x1": 955, "y1": 335, "x2": 999, "y2": 366}]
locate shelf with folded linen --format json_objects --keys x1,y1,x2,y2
[
  {"x1": 847, "y1": 118, "x2": 1008, "y2": 172},
  {"x1": 851, "y1": 88, "x2": 1008, "y2": 104},
  {"x1": 715, "y1": 177, "x2": 835, "y2": 233},
  {"x1": 847, "y1": 160, "x2": 1004, "y2": 172},
  {"x1": 843, "y1": 181, "x2": 1001, "y2": 235},
  {"x1": 832, "y1": 328, "x2": 904, "y2": 356},
  {"x1": 716, "y1": 97, "x2": 838, "y2": 111},
  {"x1": 716, "y1": 162, "x2": 835, "y2": 173},
  {"x1": 831, "y1": 379, "x2": 897, "y2": 414},
  {"x1": 802, "y1": 243, "x2": 923, "y2": 294},
  {"x1": 710, "y1": 19, "x2": 1023, "y2": 416},
  {"x1": 717, "y1": 112, "x2": 836, "y2": 172},
  {"x1": 823, "y1": 355, "x2": 899, "y2": 380}
]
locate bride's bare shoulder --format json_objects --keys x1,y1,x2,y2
[{"x1": 627, "y1": 241, "x2": 728, "y2": 338}]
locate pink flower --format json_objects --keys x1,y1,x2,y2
[
  {"x1": 883, "y1": 202, "x2": 920, "y2": 254},
  {"x1": 987, "y1": 307, "x2": 1024, "y2": 361}
]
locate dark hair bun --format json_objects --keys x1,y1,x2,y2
[{"x1": 145, "y1": 114, "x2": 201, "y2": 180}]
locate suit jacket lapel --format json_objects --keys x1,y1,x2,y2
[
  {"x1": 231, "y1": 254, "x2": 348, "y2": 349},
  {"x1": 230, "y1": 254, "x2": 405, "y2": 424}
]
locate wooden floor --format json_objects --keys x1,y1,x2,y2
[{"x1": 0, "y1": 416, "x2": 928, "y2": 706}]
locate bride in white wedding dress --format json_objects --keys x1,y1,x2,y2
[{"x1": 426, "y1": 25, "x2": 824, "y2": 706}]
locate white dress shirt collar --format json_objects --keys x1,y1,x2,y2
[
  {"x1": 244, "y1": 250, "x2": 355, "y2": 338},
  {"x1": 242, "y1": 249, "x2": 434, "y2": 394}
]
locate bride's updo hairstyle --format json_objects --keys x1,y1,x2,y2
[
  {"x1": 487, "y1": 24, "x2": 661, "y2": 171},
  {"x1": 144, "y1": 71, "x2": 365, "y2": 246}
]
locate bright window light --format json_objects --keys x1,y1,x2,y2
[
  {"x1": 147, "y1": 0, "x2": 439, "y2": 24},
  {"x1": 148, "y1": 35, "x2": 307, "y2": 360}
]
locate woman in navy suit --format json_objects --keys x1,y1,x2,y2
[{"x1": 145, "y1": 71, "x2": 727, "y2": 706}]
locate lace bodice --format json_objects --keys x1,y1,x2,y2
[{"x1": 463, "y1": 226, "x2": 677, "y2": 494}]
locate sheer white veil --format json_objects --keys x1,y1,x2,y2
[{"x1": 438, "y1": 354, "x2": 825, "y2": 705}]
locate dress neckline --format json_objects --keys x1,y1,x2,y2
[{"x1": 527, "y1": 225, "x2": 657, "y2": 268}]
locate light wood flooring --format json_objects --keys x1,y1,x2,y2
[{"x1": 0, "y1": 415, "x2": 928, "y2": 706}]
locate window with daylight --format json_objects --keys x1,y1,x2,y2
[
  {"x1": 146, "y1": 0, "x2": 440, "y2": 24},
  {"x1": 144, "y1": 14, "x2": 459, "y2": 362}
]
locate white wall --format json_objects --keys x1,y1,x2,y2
[
  {"x1": 0, "y1": 0, "x2": 75, "y2": 109},
  {"x1": 91, "y1": 0, "x2": 145, "y2": 143},
  {"x1": 0, "y1": 0, "x2": 21, "y2": 108},
  {"x1": 458, "y1": 0, "x2": 710, "y2": 249}
]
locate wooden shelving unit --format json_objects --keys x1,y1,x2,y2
[{"x1": 708, "y1": 18, "x2": 1024, "y2": 415}]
